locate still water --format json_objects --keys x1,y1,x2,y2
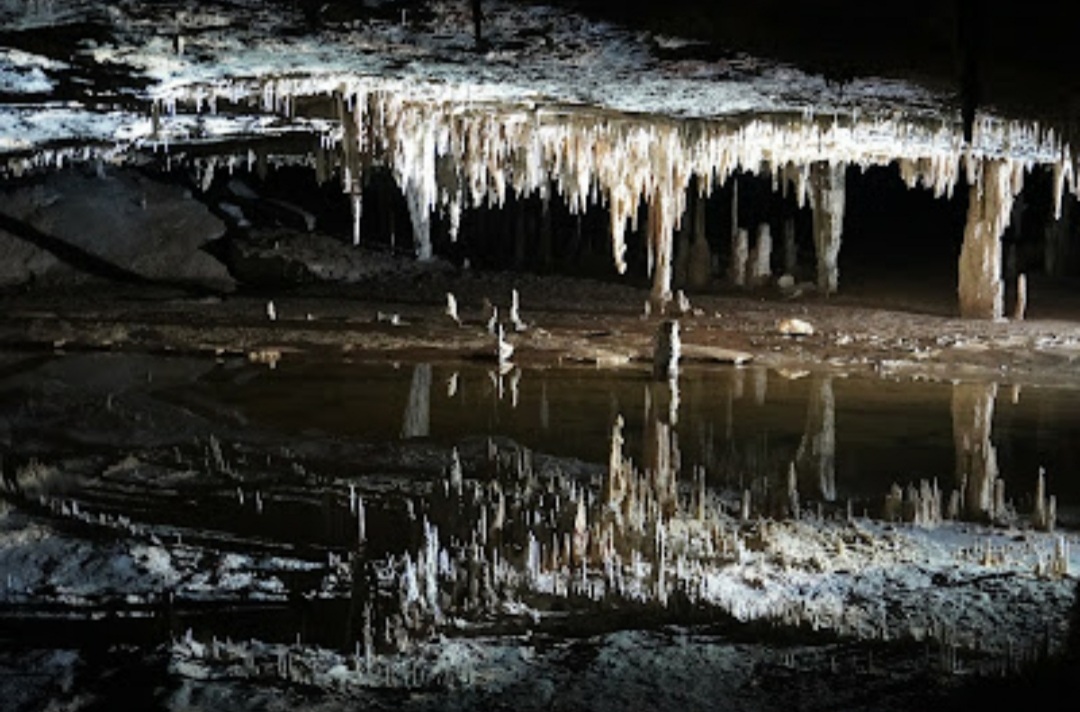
[
  {"x1": 3, "y1": 352, "x2": 1079, "y2": 711},
  {"x1": 185, "y1": 358, "x2": 1080, "y2": 519}
]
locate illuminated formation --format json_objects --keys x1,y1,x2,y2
[{"x1": 58, "y1": 74, "x2": 1056, "y2": 318}]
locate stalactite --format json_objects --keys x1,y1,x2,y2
[{"x1": 151, "y1": 78, "x2": 1075, "y2": 321}]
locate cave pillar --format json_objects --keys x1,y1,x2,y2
[
  {"x1": 648, "y1": 193, "x2": 674, "y2": 311},
  {"x1": 958, "y1": 159, "x2": 1014, "y2": 319},
  {"x1": 951, "y1": 380, "x2": 998, "y2": 520},
  {"x1": 810, "y1": 162, "x2": 845, "y2": 295}
]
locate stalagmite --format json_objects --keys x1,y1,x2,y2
[
  {"x1": 351, "y1": 192, "x2": 362, "y2": 246},
  {"x1": 795, "y1": 375, "x2": 836, "y2": 501},
  {"x1": 445, "y1": 292, "x2": 461, "y2": 326},
  {"x1": 958, "y1": 159, "x2": 1016, "y2": 319},
  {"x1": 731, "y1": 228, "x2": 749, "y2": 287},
  {"x1": 750, "y1": 223, "x2": 772, "y2": 286},
  {"x1": 1033, "y1": 468, "x2": 1056, "y2": 532},
  {"x1": 810, "y1": 162, "x2": 845, "y2": 294},
  {"x1": 951, "y1": 381, "x2": 998, "y2": 520},
  {"x1": 496, "y1": 324, "x2": 514, "y2": 367},
  {"x1": 509, "y1": 289, "x2": 526, "y2": 332}
]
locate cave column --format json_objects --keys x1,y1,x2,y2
[
  {"x1": 810, "y1": 161, "x2": 846, "y2": 294},
  {"x1": 648, "y1": 192, "x2": 674, "y2": 311},
  {"x1": 958, "y1": 159, "x2": 1014, "y2": 319}
]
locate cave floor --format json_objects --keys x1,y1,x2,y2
[{"x1": 3, "y1": 268, "x2": 1080, "y2": 388}]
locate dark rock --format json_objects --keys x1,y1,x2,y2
[
  {"x1": 0, "y1": 168, "x2": 234, "y2": 291},
  {"x1": 227, "y1": 226, "x2": 452, "y2": 287}
]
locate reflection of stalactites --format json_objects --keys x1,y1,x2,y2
[
  {"x1": 644, "y1": 391, "x2": 680, "y2": 519},
  {"x1": 751, "y1": 365, "x2": 768, "y2": 407},
  {"x1": 540, "y1": 380, "x2": 549, "y2": 430},
  {"x1": 795, "y1": 375, "x2": 836, "y2": 502},
  {"x1": 606, "y1": 415, "x2": 628, "y2": 507},
  {"x1": 401, "y1": 364, "x2": 432, "y2": 438},
  {"x1": 951, "y1": 380, "x2": 998, "y2": 520}
]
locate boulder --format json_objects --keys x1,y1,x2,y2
[{"x1": 0, "y1": 168, "x2": 234, "y2": 291}]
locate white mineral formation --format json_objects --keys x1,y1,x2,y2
[
  {"x1": 116, "y1": 67, "x2": 1077, "y2": 319},
  {"x1": 445, "y1": 292, "x2": 461, "y2": 326},
  {"x1": 777, "y1": 317, "x2": 814, "y2": 336},
  {"x1": 266, "y1": 300, "x2": 277, "y2": 321},
  {"x1": 496, "y1": 324, "x2": 514, "y2": 366},
  {"x1": 509, "y1": 289, "x2": 526, "y2": 332}
]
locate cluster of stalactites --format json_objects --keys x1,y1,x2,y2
[{"x1": 146, "y1": 77, "x2": 1078, "y2": 275}]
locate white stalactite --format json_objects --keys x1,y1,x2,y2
[{"x1": 153, "y1": 78, "x2": 1076, "y2": 319}]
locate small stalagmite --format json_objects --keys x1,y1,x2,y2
[
  {"x1": 445, "y1": 292, "x2": 461, "y2": 326},
  {"x1": 509, "y1": 289, "x2": 527, "y2": 332}
]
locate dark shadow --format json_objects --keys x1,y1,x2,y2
[{"x1": 0, "y1": 210, "x2": 223, "y2": 297}]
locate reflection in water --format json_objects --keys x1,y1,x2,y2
[
  {"x1": 951, "y1": 380, "x2": 999, "y2": 521},
  {"x1": 401, "y1": 364, "x2": 432, "y2": 439},
  {"x1": 8, "y1": 353, "x2": 1076, "y2": 696},
  {"x1": 795, "y1": 375, "x2": 836, "y2": 502}
]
